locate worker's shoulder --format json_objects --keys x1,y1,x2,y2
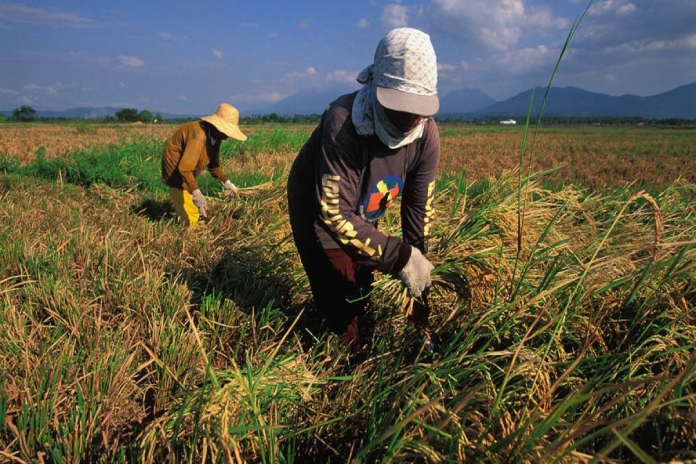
[
  {"x1": 179, "y1": 120, "x2": 204, "y2": 133},
  {"x1": 423, "y1": 116, "x2": 439, "y2": 135},
  {"x1": 321, "y1": 92, "x2": 357, "y2": 133},
  {"x1": 324, "y1": 92, "x2": 357, "y2": 119},
  {"x1": 174, "y1": 120, "x2": 206, "y2": 141}
]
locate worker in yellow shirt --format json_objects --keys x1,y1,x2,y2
[{"x1": 161, "y1": 103, "x2": 246, "y2": 227}]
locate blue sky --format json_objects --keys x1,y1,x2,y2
[{"x1": 1, "y1": 0, "x2": 694, "y2": 115}]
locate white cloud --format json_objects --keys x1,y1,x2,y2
[
  {"x1": 158, "y1": 31, "x2": 174, "y2": 40},
  {"x1": 687, "y1": 35, "x2": 696, "y2": 49},
  {"x1": 604, "y1": 34, "x2": 696, "y2": 53},
  {"x1": 230, "y1": 91, "x2": 287, "y2": 104},
  {"x1": 589, "y1": 0, "x2": 614, "y2": 16},
  {"x1": 212, "y1": 48, "x2": 223, "y2": 59},
  {"x1": 118, "y1": 55, "x2": 145, "y2": 67},
  {"x1": 286, "y1": 67, "x2": 318, "y2": 80},
  {"x1": 460, "y1": 60, "x2": 470, "y2": 70},
  {"x1": 589, "y1": 0, "x2": 636, "y2": 17},
  {"x1": 323, "y1": 69, "x2": 357, "y2": 86},
  {"x1": 0, "y1": 3, "x2": 93, "y2": 27},
  {"x1": 22, "y1": 83, "x2": 61, "y2": 95},
  {"x1": 355, "y1": 18, "x2": 370, "y2": 29},
  {"x1": 285, "y1": 67, "x2": 357, "y2": 88},
  {"x1": 17, "y1": 95, "x2": 35, "y2": 105},
  {"x1": 259, "y1": 91, "x2": 285, "y2": 103},
  {"x1": 423, "y1": 0, "x2": 569, "y2": 50},
  {"x1": 382, "y1": 4, "x2": 409, "y2": 29},
  {"x1": 0, "y1": 87, "x2": 18, "y2": 95},
  {"x1": 495, "y1": 44, "x2": 554, "y2": 73},
  {"x1": 438, "y1": 63, "x2": 457, "y2": 71},
  {"x1": 616, "y1": 3, "x2": 636, "y2": 17}
]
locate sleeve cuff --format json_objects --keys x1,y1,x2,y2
[{"x1": 392, "y1": 242, "x2": 412, "y2": 274}]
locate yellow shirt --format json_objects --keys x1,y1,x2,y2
[{"x1": 161, "y1": 121, "x2": 228, "y2": 192}]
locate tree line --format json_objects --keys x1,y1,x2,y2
[
  {"x1": 3, "y1": 105, "x2": 695, "y2": 127},
  {"x1": 2, "y1": 106, "x2": 163, "y2": 123}
]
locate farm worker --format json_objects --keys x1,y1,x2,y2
[
  {"x1": 287, "y1": 27, "x2": 440, "y2": 352},
  {"x1": 161, "y1": 103, "x2": 247, "y2": 228}
]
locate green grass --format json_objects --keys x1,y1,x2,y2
[{"x1": 10, "y1": 128, "x2": 301, "y2": 197}]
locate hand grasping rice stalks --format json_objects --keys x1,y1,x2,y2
[{"x1": 218, "y1": 180, "x2": 275, "y2": 197}]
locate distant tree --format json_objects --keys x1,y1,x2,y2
[
  {"x1": 0, "y1": 113, "x2": 7, "y2": 122},
  {"x1": 115, "y1": 108, "x2": 140, "y2": 122},
  {"x1": 12, "y1": 105, "x2": 37, "y2": 122},
  {"x1": 154, "y1": 113, "x2": 163, "y2": 122},
  {"x1": 138, "y1": 109, "x2": 154, "y2": 122}
]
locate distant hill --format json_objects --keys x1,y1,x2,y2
[
  {"x1": 471, "y1": 81, "x2": 696, "y2": 120},
  {"x1": 251, "y1": 86, "x2": 358, "y2": 116},
  {"x1": 3, "y1": 81, "x2": 694, "y2": 120},
  {"x1": 259, "y1": 86, "x2": 496, "y2": 117},
  {"x1": 438, "y1": 88, "x2": 496, "y2": 116}
]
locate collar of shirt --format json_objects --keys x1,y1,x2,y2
[{"x1": 205, "y1": 123, "x2": 218, "y2": 146}]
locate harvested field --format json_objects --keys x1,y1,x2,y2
[
  {"x1": 0, "y1": 122, "x2": 694, "y2": 462},
  {"x1": 0, "y1": 122, "x2": 178, "y2": 162},
  {"x1": 437, "y1": 126, "x2": 696, "y2": 190},
  {"x1": 2, "y1": 122, "x2": 694, "y2": 191}
]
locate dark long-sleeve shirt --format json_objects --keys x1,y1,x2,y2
[
  {"x1": 287, "y1": 92, "x2": 440, "y2": 274},
  {"x1": 161, "y1": 121, "x2": 228, "y2": 192}
]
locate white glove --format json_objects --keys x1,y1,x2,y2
[
  {"x1": 191, "y1": 189, "x2": 207, "y2": 217},
  {"x1": 223, "y1": 180, "x2": 238, "y2": 194},
  {"x1": 398, "y1": 246, "x2": 434, "y2": 298}
]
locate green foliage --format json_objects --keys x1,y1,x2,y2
[
  {"x1": 115, "y1": 108, "x2": 140, "y2": 122},
  {"x1": 12, "y1": 105, "x2": 37, "y2": 122},
  {"x1": 75, "y1": 121, "x2": 96, "y2": 134},
  {"x1": 242, "y1": 113, "x2": 320, "y2": 125},
  {"x1": 14, "y1": 126, "x2": 308, "y2": 195},
  {"x1": 223, "y1": 125, "x2": 308, "y2": 158},
  {"x1": 139, "y1": 109, "x2": 154, "y2": 122},
  {"x1": 22, "y1": 139, "x2": 164, "y2": 193},
  {"x1": 0, "y1": 154, "x2": 21, "y2": 173}
]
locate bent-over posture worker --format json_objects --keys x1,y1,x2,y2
[
  {"x1": 162, "y1": 103, "x2": 246, "y2": 228},
  {"x1": 287, "y1": 28, "x2": 440, "y2": 351}
]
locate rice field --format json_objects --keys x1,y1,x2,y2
[{"x1": 0, "y1": 121, "x2": 694, "y2": 462}]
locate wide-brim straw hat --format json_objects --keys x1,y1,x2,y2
[{"x1": 201, "y1": 103, "x2": 247, "y2": 141}]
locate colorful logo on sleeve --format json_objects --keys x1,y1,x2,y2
[{"x1": 358, "y1": 175, "x2": 404, "y2": 223}]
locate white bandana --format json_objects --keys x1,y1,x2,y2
[
  {"x1": 351, "y1": 28, "x2": 437, "y2": 149},
  {"x1": 352, "y1": 70, "x2": 424, "y2": 149}
]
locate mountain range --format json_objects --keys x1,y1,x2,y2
[
  {"x1": 3, "y1": 81, "x2": 695, "y2": 120},
  {"x1": 464, "y1": 81, "x2": 696, "y2": 120},
  {"x1": 252, "y1": 81, "x2": 696, "y2": 120}
]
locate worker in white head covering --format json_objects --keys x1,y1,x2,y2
[{"x1": 287, "y1": 28, "x2": 440, "y2": 353}]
